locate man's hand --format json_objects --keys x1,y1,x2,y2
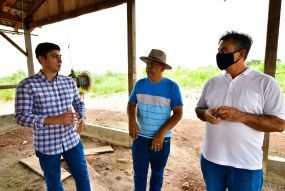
[
  {"x1": 57, "y1": 109, "x2": 79, "y2": 125},
  {"x1": 216, "y1": 106, "x2": 244, "y2": 122},
  {"x1": 129, "y1": 120, "x2": 140, "y2": 139},
  {"x1": 204, "y1": 108, "x2": 221, "y2": 124},
  {"x1": 76, "y1": 116, "x2": 86, "y2": 133},
  {"x1": 151, "y1": 131, "x2": 166, "y2": 151}
]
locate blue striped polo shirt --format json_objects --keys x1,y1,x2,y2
[{"x1": 129, "y1": 77, "x2": 183, "y2": 138}]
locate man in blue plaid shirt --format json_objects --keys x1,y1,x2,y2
[{"x1": 15, "y1": 42, "x2": 91, "y2": 191}]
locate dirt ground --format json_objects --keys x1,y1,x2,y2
[{"x1": 0, "y1": 94, "x2": 285, "y2": 191}]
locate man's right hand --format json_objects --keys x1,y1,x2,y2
[
  {"x1": 205, "y1": 108, "x2": 221, "y2": 124},
  {"x1": 57, "y1": 109, "x2": 79, "y2": 125},
  {"x1": 129, "y1": 120, "x2": 139, "y2": 139},
  {"x1": 44, "y1": 109, "x2": 79, "y2": 125}
]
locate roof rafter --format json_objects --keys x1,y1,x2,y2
[
  {"x1": 27, "y1": 0, "x2": 127, "y2": 29},
  {"x1": 0, "y1": 10, "x2": 21, "y2": 23},
  {"x1": 0, "y1": 0, "x2": 16, "y2": 11}
]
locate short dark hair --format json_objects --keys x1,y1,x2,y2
[
  {"x1": 219, "y1": 31, "x2": 253, "y2": 60},
  {"x1": 35, "y1": 42, "x2": 60, "y2": 59}
]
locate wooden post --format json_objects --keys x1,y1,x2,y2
[
  {"x1": 127, "y1": 0, "x2": 136, "y2": 96},
  {"x1": 24, "y1": 27, "x2": 35, "y2": 76},
  {"x1": 262, "y1": 0, "x2": 282, "y2": 181}
]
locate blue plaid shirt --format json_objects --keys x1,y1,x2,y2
[{"x1": 15, "y1": 70, "x2": 85, "y2": 155}]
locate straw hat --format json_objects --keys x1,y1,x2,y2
[{"x1": 140, "y1": 49, "x2": 172, "y2": 70}]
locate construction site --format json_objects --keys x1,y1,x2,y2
[{"x1": 0, "y1": 0, "x2": 285, "y2": 190}]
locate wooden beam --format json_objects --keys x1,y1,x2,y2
[
  {"x1": 27, "y1": 0, "x2": 127, "y2": 29},
  {"x1": 25, "y1": 0, "x2": 46, "y2": 18},
  {"x1": 24, "y1": 27, "x2": 34, "y2": 76},
  {"x1": 0, "y1": 11, "x2": 22, "y2": 23},
  {"x1": 127, "y1": 0, "x2": 136, "y2": 96},
  {"x1": 0, "y1": 31, "x2": 26, "y2": 55},
  {"x1": 262, "y1": 0, "x2": 282, "y2": 181},
  {"x1": 0, "y1": 0, "x2": 16, "y2": 11},
  {"x1": 0, "y1": 85, "x2": 17, "y2": 89},
  {"x1": 0, "y1": 0, "x2": 6, "y2": 10}
]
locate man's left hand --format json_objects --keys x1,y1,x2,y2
[
  {"x1": 151, "y1": 132, "x2": 166, "y2": 152},
  {"x1": 76, "y1": 116, "x2": 86, "y2": 134},
  {"x1": 216, "y1": 106, "x2": 244, "y2": 122}
]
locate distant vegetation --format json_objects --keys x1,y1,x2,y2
[
  {"x1": 0, "y1": 60, "x2": 284, "y2": 101},
  {"x1": 0, "y1": 71, "x2": 27, "y2": 101},
  {"x1": 91, "y1": 71, "x2": 128, "y2": 97}
]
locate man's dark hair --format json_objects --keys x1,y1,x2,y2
[
  {"x1": 219, "y1": 31, "x2": 253, "y2": 60},
  {"x1": 35, "y1": 42, "x2": 60, "y2": 59}
]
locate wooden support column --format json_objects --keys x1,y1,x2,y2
[
  {"x1": 262, "y1": 0, "x2": 282, "y2": 181},
  {"x1": 24, "y1": 27, "x2": 35, "y2": 76},
  {"x1": 127, "y1": 0, "x2": 136, "y2": 96}
]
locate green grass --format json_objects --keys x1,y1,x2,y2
[
  {"x1": 164, "y1": 66, "x2": 220, "y2": 90},
  {"x1": 1, "y1": 60, "x2": 284, "y2": 101},
  {"x1": 90, "y1": 71, "x2": 128, "y2": 97},
  {"x1": 247, "y1": 60, "x2": 285, "y2": 92},
  {"x1": 0, "y1": 71, "x2": 27, "y2": 101}
]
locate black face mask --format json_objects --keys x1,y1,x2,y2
[{"x1": 216, "y1": 50, "x2": 241, "y2": 70}]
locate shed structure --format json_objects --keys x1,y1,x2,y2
[{"x1": 0, "y1": 0, "x2": 284, "y2": 185}]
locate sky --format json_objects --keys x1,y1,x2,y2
[{"x1": 0, "y1": 0, "x2": 284, "y2": 77}]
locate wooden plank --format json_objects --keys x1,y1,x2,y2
[
  {"x1": 84, "y1": 145, "x2": 114, "y2": 156},
  {"x1": 20, "y1": 155, "x2": 71, "y2": 181},
  {"x1": 57, "y1": 0, "x2": 64, "y2": 14},
  {"x1": 0, "y1": 84, "x2": 17, "y2": 89},
  {"x1": 127, "y1": 0, "x2": 136, "y2": 96},
  {"x1": 262, "y1": 0, "x2": 282, "y2": 181},
  {"x1": 0, "y1": 31, "x2": 26, "y2": 56},
  {"x1": 86, "y1": 161, "x2": 109, "y2": 191}
]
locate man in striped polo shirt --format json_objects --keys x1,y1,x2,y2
[
  {"x1": 127, "y1": 49, "x2": 183, "y2": 191},
  {"x1": 15, "y1": 42, "x2": 90, "y2": 191}
]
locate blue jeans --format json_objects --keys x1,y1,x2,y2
[
  {"x1": 132, "y1": 135, "x2": 171, "y2": 191},
  {"x1": 36, "y1": 142, "x2": 91, "y2": 191},
  {"x1": 200, "y1": 155, "x2": 263, "y2": 191}
]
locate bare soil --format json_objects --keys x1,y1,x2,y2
[{"x1": 0, "y1": 94, "x2": 284, "y2": 191}]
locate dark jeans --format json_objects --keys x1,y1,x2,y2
[
  {"x1": 36, "y1": 142, "x2": 91, "y2": 191},
  {"x1": 132, "y1": 135, "x2": 171, "y2": 191},
  {"x1": 201, "y1": 155, "x2": 263, "y2": 191}
]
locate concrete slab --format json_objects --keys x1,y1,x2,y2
[
  {"x1": 266, "y1": 156, "x2": 285, "y2": 187},
  {"x1": 82, "y1": 123, "x2": 132, "y2": 148}
]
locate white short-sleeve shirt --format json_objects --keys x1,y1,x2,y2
[{"x1": 197, "y1": 67, "x2": 285, "y2": 170}]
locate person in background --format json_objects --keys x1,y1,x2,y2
[
  {"x1": 15, "y1": 42, "x2": 91, "y2": 191},
  {"x1": 195, "y1": 31, "x2": 285, "y2": 191},
  {"x1": 127, "y1": 49, "x2": 183, "y2": 191}
]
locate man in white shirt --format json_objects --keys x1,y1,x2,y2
[{"x1": 195, "y1": 31, "x2": 285, "y2": 191}]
